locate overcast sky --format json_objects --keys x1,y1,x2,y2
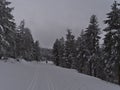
[{"x1": 9, "y1": 0, "x2": 118, "y2": 48}]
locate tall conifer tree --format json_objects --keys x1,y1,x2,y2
[
  {"x1": 0, "y1": 0, "x2": 16, "y2": 58},
  {"x1": 65, "y1": 29, "x2": 75, "y2": 68},
  {"x1": 103, "y1": 1, "x2": 120, "y2": 83},
  {"x1": 84, "y1": 15, "x2": 100, "y2": 76}
]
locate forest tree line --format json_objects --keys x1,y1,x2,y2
[
  {"x1": 0, "y1": 0, "x2": 41, "y2": 61},
  {"x1": 1, "y1": 0, "x2": 120, "y2": 85},
  {"x1": 53, "y1": 1, "x2": 120, "y2": 85}
]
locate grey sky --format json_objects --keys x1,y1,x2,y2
[{"x1": 9, "y1": 0, "x2": 117, "y2": 48}]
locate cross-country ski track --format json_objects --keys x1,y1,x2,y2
[{"x1": 0, "y1": 60, "x2": 120, "y2": 90}]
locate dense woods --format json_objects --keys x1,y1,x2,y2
[
  {"x1": 0, "y1": 0, "x2": 120, "y2": 85},
  {"x1": 53, "y1": 1, "x2": 120, "y2": 84},
  {"x1": 0, "y1": 0, "x2": 41, "y2": 61}
]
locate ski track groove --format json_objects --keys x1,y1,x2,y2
[
  {"x1": 47, "y1": 74, "x2": 55, "y2": 90},
  {"x1": 26, "y1": 65, "x2": 56, "y2": 90},
  {"x1": 31, "y1": 71, "x2": 38, "y2": 90},
  {"x1": 27, "y1": 66, "x2": 38, "y2": 90}
]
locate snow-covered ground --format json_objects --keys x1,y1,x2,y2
[{"x1": 0, "y1": 60, "x2": 119, "y2": 90}]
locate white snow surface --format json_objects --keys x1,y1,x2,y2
[{"x1": 0, "y1": 60, "x2": 119, "y2": 90}]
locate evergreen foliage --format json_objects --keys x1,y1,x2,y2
[
  {"x1": 0, "y1": 0, "x2": 16, "y2": 58},
  {"x1": 1, "y1": 0, "x2": 120, "y2": 85},
  {"x1": 52, "y1": 1, "x2": 120, "y2": 85},
  {"x1": 64, "y1": 29, "x2": 76, "y2": 68},
  {"x1": 53, "y1": 39, "x2": 60, "y2": 66},
  {"x1": 33, "y1": 41, "x2": 41, "y2": 62},
  {"x1": 15, "y1": 20, "x2": 34, "y2": 61},
  {"x1": 103, "y1": 1, "x2": 120, "y2": 83},
  {"x1": 84, "y1": 15, "x2": 101, "y2": 76},
  {"x1": 0, "y1": 0, "x2": 41, "y2": 61}
]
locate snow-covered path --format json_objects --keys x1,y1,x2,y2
[{"x1": 0, "y1": 61, "x2": 120, "y2": 90}]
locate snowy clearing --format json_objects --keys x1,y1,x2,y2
[{"x1": 0, "y1": 60, "x2": 119, "y2": 90}]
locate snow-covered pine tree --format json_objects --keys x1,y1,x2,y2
[
  {"x1": 53, "y1": 37, "x2": 65, "y2": 66},
  {"x1": 103, "y1": 1, "x2": 120, "y2": 83},
  {"x1": 76, "y1": 30, "x2": 87, "y2": 73},
  {"x1": 33, "y1": 40, "x2": 41, "y2": 62},
  {"x1": 84, "y1": 15, "x2": 101, "y2": 76},
  {"x1": 58, "y1": 37, "x2": 65, "y2": 67},
  {"x1": 53, "y1": 39, "x2": 60, "y2": 66},
  {"x1": 0, "y1": 0, "x2": 16, "y2": 58},
  {"x1": 64, "y1": 29, "x2": 76, "y2": 69},
  {"x1": 16, "y1": 20, "x2": 34, "y2": 61},
  {"x1": 23, "y1": 28, "x2": 34, "y2": 61},
  {"x1": 0, "y1": 25, "x2": 7, "y2": 58},
  {"x1": 15, "y1": 20, "x2": 24, "y2": 58}
]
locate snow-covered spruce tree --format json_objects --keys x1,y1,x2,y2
[
  {"x1": 33, "y1": 40, "x2": 41, "y2": 62},
  {"x1": 84, "y1": 15, "x2": 101, "y2": 76},
  {"x1": 0, "y1": 0, "x2": 16, "y2": 58},
  {"x1": 24, "y1": 28, "x2": 34, "y2": 61},
  {"x1": 58, "y1": 37, "x2": 66, "y2": 67},
  {"x1": 64, "y1": 29, "x2": 76, "y2": 69},
  {"x1": 53, "y1": 37, "x2": 65, "y2": 66},
  {"x1": 95, "y1": 46, "x2": 106, "y2": 80},
  {"x1": 53, "y1": 39, "x2": 60, "y2": 66},
  {"x1": 103, "y1": 1, "x2": 120, "y2": 83},
  {"x1": 15, "y1": 20, "x2": 24, "y2": 59},
  {"x1": 0, "y1": 25, "x2": 7, "y2": 58},
  {"x1": 76, "y1": 30, "x2": 88, "y2": 73},
  {"x1": 16, "y1": 20, "x2": 34, "y2": 61}
]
